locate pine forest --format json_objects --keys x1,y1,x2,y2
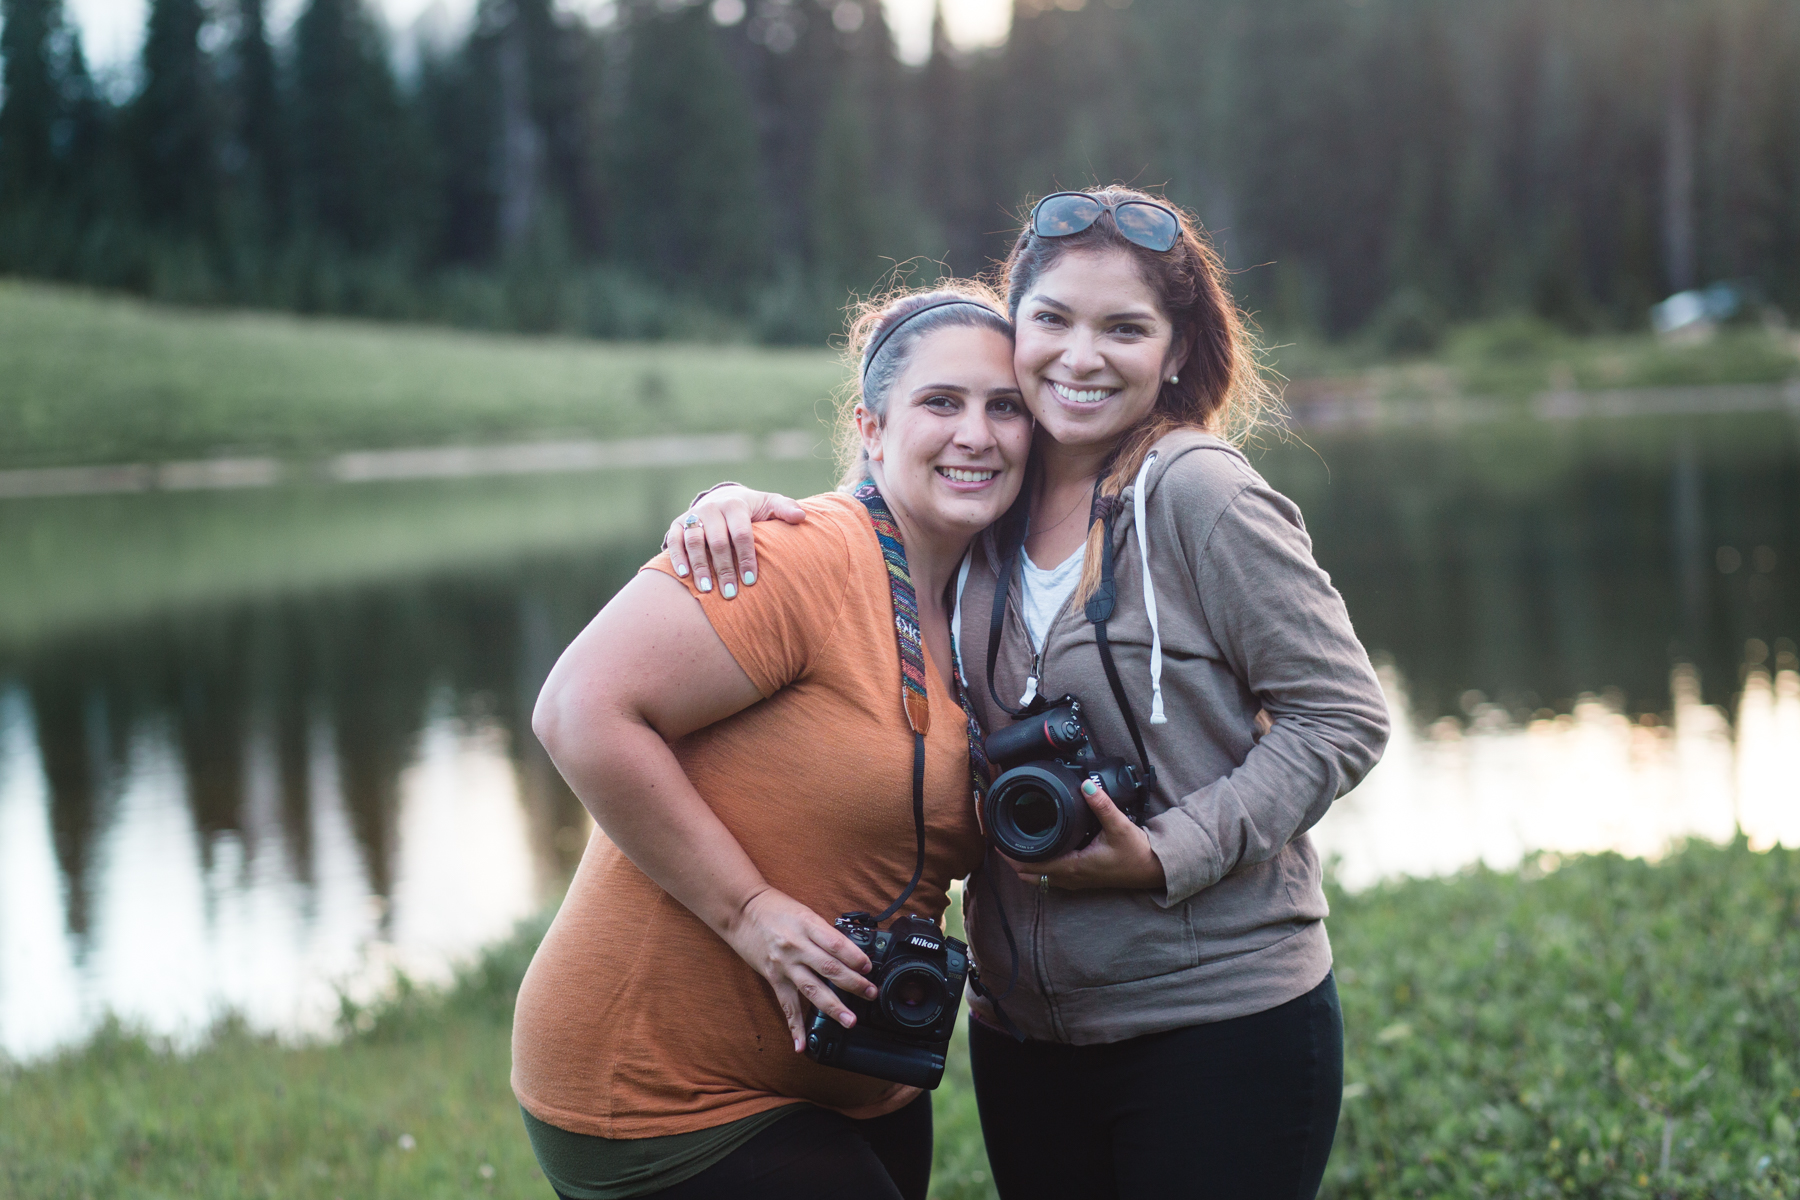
[{"x1": 2, "y1": 0, "x2": 1797, "y2": 344}]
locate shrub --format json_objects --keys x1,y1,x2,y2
[{"x1": 1327, "y1": 839, "x2": 1799, "y2": 1199}]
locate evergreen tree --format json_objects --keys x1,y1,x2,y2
[
  {"x1": 232, "y1": 0, "x2": 286, "y2": 233},
  {"x1": 840, "y1": 2, "x2": 940, "y2": 275},
  {"x1": 419, "y1": 43, "x2": 499, "y2": 263},
  {"x1": 844, "y1": 1, "x2": 906, "y2": 199},
  {"x1": 918, "y1": 3, "x2": 984, "y2": 273},
  {"x1": 746, "y1": 0, "x2": 841, "y2": 265},
  {"x1": 290, "y1": 0, "x2": 414, "y2": 252},
  {"x1": 808, "y1": 77, "x2": 881, "y2": 294},
  {"x1": 516, "y1": 0, "x2": 604, "y2": 259},
  {"x1": 455, "y1": 0, "x2": 601, "y2": 261},
  {"x1": 0, "y1": 0, "x2": 63, "y2": 203},
  {"x1": 4, "y1": 0, "x2": 1800, "y2": 335},
  {"x1": 134, "y1": 0, "x2": 216, "y2": 233},
  {"x1": 611, "y1": 0, "x2": 769, "y2": 300},
  {"x1": 49, "y1": 27, "x2": 111, "y2": 236}
]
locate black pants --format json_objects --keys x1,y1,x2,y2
[
  {"x1": 968, "y1": 972, "x2": 1343, "y2": 1200},
  {"x1": 614, "y1": 1092, "x2": 932, "y2": 1200}
]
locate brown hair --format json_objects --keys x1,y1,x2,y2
[
  {"x1": 999, "y1": 186, "x2": 1277, "y2": 601},
  {"x1": 835, "y1": 281, "x2": 1015, "y2": 490}
]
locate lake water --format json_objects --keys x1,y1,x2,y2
[{"x1": 2, "y1": 407, "x2": 1796, "y2": 1059}]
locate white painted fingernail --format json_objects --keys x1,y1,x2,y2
[
  {"x1": 675, "y1": 563, "x2": 689, "y2": 577},
  {"x1": 743, "y1": 571, "x2": 756, "y2": 586},
  {"x1": 722, "y1": 582, "x2": 737, "y2": 599},
  {"x1": 698, "y1": 578, "x2": 712, "y2": 593}
]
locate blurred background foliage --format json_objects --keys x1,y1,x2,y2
[{"x1": 2, "y1": 0, "x2": 1798, "y2": 345}]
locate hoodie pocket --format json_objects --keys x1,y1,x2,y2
[{"x1": 1039, "y1": 887, "x2": 1199, "y2": 990}]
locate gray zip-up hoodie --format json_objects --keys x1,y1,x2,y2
[{"x1": 957, "y1": 429, "x2": 1390, "y2": 1044}]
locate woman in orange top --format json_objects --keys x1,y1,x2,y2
[{"x1": 514, "y1": 286, "x2": 1032, "y2": 1200}]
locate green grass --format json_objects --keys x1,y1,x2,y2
[
  {"x1": 4, "y1": 840, "x2": 1793, "y2": 1199},
  {"x1": 6, "y1": 282, "x2": 1798, "y2": 475},
  {"x1": 1326, "y1": 840, "x2": 1800, "y2": 1199},
  {"x1": 1267, "y1": 315, "x2": 1800, "y2": 401},
  {"x1": 0, "y1": 281, "x2": 848, "y2": 470}
]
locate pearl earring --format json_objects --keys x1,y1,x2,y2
[{"x1": 1168, "y1": 374, "x2": 1179, "y2": 384}]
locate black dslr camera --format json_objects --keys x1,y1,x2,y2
[
  {"x1": 804, "y1": 912, "x2": 968, "y2": 1089},
  {"x1": 982, "y1": 698, "x2": 1145, "y2": 863}
]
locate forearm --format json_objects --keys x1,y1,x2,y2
[
  {"x1": 1150, "y1": 707, "x2": 1387, "y2": 904},
  {"x1": 542, "y1": 709, "x2": 769, "y2": 938}
]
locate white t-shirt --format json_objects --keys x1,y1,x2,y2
[{"x1": 1020, "y1": 544, "x2": 1085, "y2": 652}]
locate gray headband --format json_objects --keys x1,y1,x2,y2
[{"x1": 860, "y1": 298, "x2": 1001, "y2": 385}]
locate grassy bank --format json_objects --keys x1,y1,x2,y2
[
  {"x1": 1269, "y1": 315, "x2": 1800, "y2": 402},
  {"x1": 6, "y1": 281, "x2": 1799, "y2": 474},
  {"x1": 3, "y1": 840, "x2": 1793, "y2": 1199},
  {"x1": 0, "y1": 282, "x2": 846, "y2": 471}
]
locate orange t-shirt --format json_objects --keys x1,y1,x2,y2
[{"x1": 511, "y1": 492, "x2": 986, "y2": 1139}]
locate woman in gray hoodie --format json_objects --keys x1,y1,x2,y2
[{"x1": 666, "y1": 188, "x2": 1390, "y2": 1200}]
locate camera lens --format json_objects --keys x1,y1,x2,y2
[
  {"x1": 879, "y1": 963, "x2": 947, "y2": 1029},
  {"x1": 1010, "y1": 789, "x2": 1058, "y2": 837},
  {"x1": 984, "y1": 762, "x2": 1095, "y2": 862}
]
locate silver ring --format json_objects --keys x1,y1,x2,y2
[
  {"x1": 680, "y1": 512, "x2": 701, "y2": 529},
  {"x1": 1038, "y1": 875, "x2": 1049, "y2": 890}
]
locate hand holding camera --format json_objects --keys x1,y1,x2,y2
[
  {"x1": 724, "y1": 887, "x2": 878, "y2": 1053},
  {"x1": 1007, "y1": 777, "x2": 1166, "y2": 891},
  {"x1": 983, "y1": 698, "x2": 1166, "y2": 892},
  {"x1": 804, "y1": 911, "x2": 970, "y2": 1089}
]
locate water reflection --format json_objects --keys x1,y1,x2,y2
[
  {"x1": 1314, "y1": 661, "x2": 1800, "y2": 890},
  {"x1": 0, "y1": 558, "x2": 630, "y2": 1059},
  {"x1": 1261, "y1": 413, "x2": 1798, "y2": 718}
]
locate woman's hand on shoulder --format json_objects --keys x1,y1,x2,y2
[
  {"x1": 724, "y1": 886, "x2": 878, "y2": 1053},
  {"x1": 664, "y1": 486, "x2": 805, "y2": 599},
  {"x1": 1007, "y1": 781, "x2": 1167, "y2": 892}
]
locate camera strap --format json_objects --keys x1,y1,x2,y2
[
  {"x1": 858, "y1": 482, "x2": 1028, "y2": 1040},
  {"x1": 1085, "y1": 499, "x2": 1158, "y2": 790},
  {"x1": 985, "y1": 481, "x2": 1156, "y2": 788},
  {"x1": 855, "y1": 481, "x2": 990, "y2": 926}
]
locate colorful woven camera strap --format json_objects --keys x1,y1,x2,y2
[
  {"x1": 853, "y1": 481, "x2": 992, "y2": 925},
  {"x1": 857, "y1": 480, "x2": 1029, "y2": 1038}
]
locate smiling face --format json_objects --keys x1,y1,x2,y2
[
  {"x1": 1012, "y1": 247, "x2": 1186, "y2": 453},
  {"x1": 858, "y1": 324, "x2": 1031, "y2": 542}
]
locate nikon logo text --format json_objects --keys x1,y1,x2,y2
[{"x1": 907, "y1": 936, "x2": 940, "y2": 950}]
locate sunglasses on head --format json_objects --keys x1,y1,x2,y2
[{"x1": 1030, "y1": 191, "x2": 1182, "y2": 253}]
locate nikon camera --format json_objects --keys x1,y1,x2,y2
[
  {"x1": 804, "y1": 912, "x2": 968, "y2": 1089},
  {"x1": 981, "y1": 698, "x2": 1145, "y2": 863}
]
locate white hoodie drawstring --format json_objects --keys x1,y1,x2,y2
[
  {"x1": 951, "y1": 550, "x2": 971, "y2": 689},
  {"x1": 1131, "y1": 452, "x2": 1168, "y2": 724}
]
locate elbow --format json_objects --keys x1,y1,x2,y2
[
  {"x1": 1340, "y1": 668, "x2": 1394, "y2": 782},
  {"x1": 532, "y1": 674, "x2": 578, "y2": 761},
  {"x1": 1336, "y1": 703, "x2": 1392, "y2": 795},
  {"x1": 534, "y1": 670, "x2": 645, "y2": 774},
  {"x1": 1366, "y1": 701, "x2": 1393, "y2": 764}
]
